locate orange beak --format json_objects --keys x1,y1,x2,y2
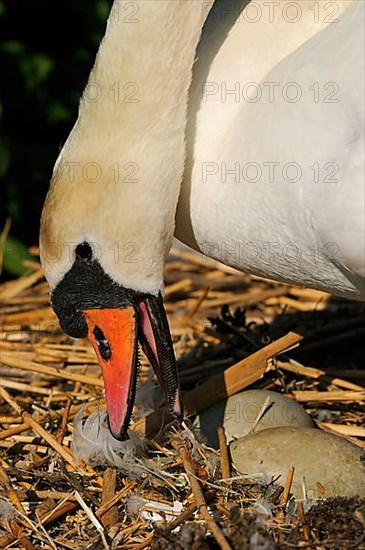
[
  {"x1": 83, "y1": 295, "x2": 182, "y2": 440},
  {"x1": 83, "y1": 307, "x2": 138, "y2": 439}
]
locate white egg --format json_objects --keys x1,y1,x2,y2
[
  {"x1": 192, "y1": 389, "x2": 314, "y2": 448},
  {"x1": 230, "y1": 427, "x2": 365, "y2": 498}
]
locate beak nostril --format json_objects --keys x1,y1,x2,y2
[
  {"x1": 93, "y1": 325, "x2": 112, "y2": 361},
  {"x1": 75, "y1": 242, "x2": 93, "y2": 261}
]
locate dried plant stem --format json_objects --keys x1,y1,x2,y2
[
  {"x1": 0, "y1": 463, "x2": 27, "y2": 515},
  {"x1": 0, "y1": 397, "x2": 106, "y2": 441},
  {"x1": 298, "y1": 501, "x2": 310, "y2": 544},
  {"x1": 293, "y1": 390, "x2": 365, "y2": 402},
  {"x1": 1, "y1": 524, "x2": 37, "y2": 550},
  {"x1": 133, "y1": 499, "x2": 203, "y2": 550},
  {"x1": 0, "y1": 385, "x2": 77, "y2": 469},
  {"x1": 318, "y1": 422, "x2": 365, "y2": 438},
  {"x1": 0, "y1": 353, "x2": 104, "y2": 387},
  {"x1": 280, "y1": 466, "x2": 295, "y2": 508},
  {"x1": 0, "y1": 218, "x2": 12, "y2": 275},
  {"x1": 177, "y1": 442, "x2": 233, "y2": 550},
  {"x1": 56, "y1": 397, "x2": 72, "y2": 445},
  {"x1": 100, "y1": 468, "x2": 118, "y2": 528},
  {"x1": 0, "y1": 269, "x2": 44, "y2": 301},
  {"x1": 277, "y1": 360, "x2": 364, "y2": 391},
  {"x1": 39, "y1": 500, "x2": 77, "y2": 526},
  {"x1": 217, "y1": 427, "x2": 231, "y2": 481},
  {"x1": 74, "y1": 491, "x2": 109, "y2": 550},
  {"x1": 96, "y1": 482, "x2": 134, "y2": 519}
]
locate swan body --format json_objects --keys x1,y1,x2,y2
[
  {"x1": 40, "y1": 0, "x2": 364, "y2": 438},
  {"x1": 177, "y1": 0, "x2": 364, "y2": 300}
]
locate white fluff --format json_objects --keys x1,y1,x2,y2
[
  {"x1": 72, "y1": 409, "x2": 143, "y2": 474},
  {"x1": 134, "y1": 370, "x2": 163, "y2": 418},
  {"x1": 0, "y1": 498, "x2": 18, "y2": 522},
  {"x1": 253, "y1": 498, "x2": 273, "y2": 517},
  {"x1": 127, "y1": 496, "x2": 183, "y2": 523}
]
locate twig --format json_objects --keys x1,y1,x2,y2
[
  {"x1": 175, "y1": 441, "x2": 233, "y2": 550},
  {"x1": 0, "y1": 463, "x2": 27, "y2": 515},
  {"x1": 56, "y1": 397, "x2": 72, "y2": 445},
  {"x1": 292, "y1": 390, "x2": 365, "y2": 402},
  {"x1": 74, "y1": 491, "x2": 109, "y2": 550},
  {"x1": 0, "y1": 397, "x2": 106, "y2": 441},
  {"x1": 297, "y1": 501, "x2": 310, "y2": 544},
  {"x1": 0, "y1": 353, "x2": 104, "y2": 387},
  {"x1": 277, "y1": 360, "x2": 364, "y2": 391},
  {"x1": 96, "y1": 482, "x2": 134, "y2": 518},
  {"x1": 133, "y1": 499, "x2": 203, "y2": 550},
  {"x1": 188, "y1": 286, "x2": 210, "y2": 317},
  {"x1": 183, "y1": 333, "x2": 304, "y2": 411},
  {"x1": 34, "y1": 513, "x2": 58, "y2": 550},
  {"x1": 39, "y1": 500, "x2": 77, "y2": 526},
  {"x1": 317, "y1": 422, "x2": 365, "y2": 438},
  {"x1": 280, "y1": 466, "x2": 295, "y2": 508},
  {"x1": 100, "y1": 468, "x2": 118, "y2": 528},
  {"x1": 0, "y1": 269, "x2": 44, "y2": 301},
  {"x1": 0, "y1": 385, "x2": 77, "y2": 469},
  {"x1": 217, "y1": 427, "x2": 231, "y2": 480}
]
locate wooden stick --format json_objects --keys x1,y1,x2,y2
[
  {"x1": 17, "y1": 490, "x2": 77, "y2": 501},
  {"x1": 176, "y1": 443, "x2": 232, "y2": 550},
  {"x1": 318, "y1": 422, "x2": 365, "y2": 438},
  {"x1": 100, "y1": 468, "x2": 118, "y2": 528},
  {"x1": 277, "y1": 360, "x2": 364, "y2": 391},
  {"x1": 56, "y1": 397, "x2": 72, "y2": 445},
  {"x1": 0, "y1": 386, "x2": 77, "y2": 469},
  {"x1": 0, "y1": 523, "x2": 37, "y2": 550},
  {"x1": 96, "y1": 482, "x2": 134, "y2": 518},
  {"x1": 0, "y1": 464, "x2": 27, "y2": 515},
  {"x1": 74, "y1": 491, "x2": 109, "y2": 550},
  {"x1": 217, "y1": 427, "x2": 231, "y2": 481},
  {"x1": 188, "y1": 287, "x2": 210, "y2": 318},
  {"x1": 297, "y1": 501, "x2": 310, "y2": 544},
  {"x1": 0, "y1": 269, "x2": 44, "y2": 301},
  {"x1": 133, "y1": 499, "x2": 205, "y2": 550},
  {"x1": 0, "y1": 378, "x2": 68, "y2": 396},
  {"x1": 0, "y1": 398, "x2": 106, "y2": 441},
  {"x1": 0, "y1": 415, "x2": 23, "y2": 424},
  {"x1": 184, "y1": 331, "x2": 304, "y2": 416},
  {"x1": 39, "y1": 501, "x2": 77, "y2": 526},
  {"x1": 280, "y1": 466, "x2": 295, "y2": 507},
  {"x1": 292, "y1": 390, "x2": 365, "y2": 402},
  {"x1": 0, "y1": 353, "x2": 103, "y2": 387}
]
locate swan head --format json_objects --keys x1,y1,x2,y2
[{"x1": 40, "y1": 162, "x2": 182, "y2": 440}]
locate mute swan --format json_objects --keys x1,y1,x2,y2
[{"x1": 40, "y1": 0, "x2": 364, "y2": 440}]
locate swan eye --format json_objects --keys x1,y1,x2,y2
[
  {"x1": 75, "y1": 242, "x2": 93, "y2": 261},
  {"x1": 93, "y1": 325, "x2": 112, "y2": 360}
]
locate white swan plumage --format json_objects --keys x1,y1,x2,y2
[{"x1": 40, "y1": 0, "x2": 364, "y2": 439}]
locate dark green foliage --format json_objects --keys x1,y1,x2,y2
[{"x1": 1, "y1": 0, "x2": 113, "y2": 274}]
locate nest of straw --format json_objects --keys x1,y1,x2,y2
[{"x1": 0, "y1": 247, "x2": 364, "y2": 549}]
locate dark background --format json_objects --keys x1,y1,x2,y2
[{"x1": 1, "y1": 0, "x2": 113, "y2": 276}]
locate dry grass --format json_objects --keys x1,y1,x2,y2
[{"x1": 0, "y1": 246, "x2": 364, "y2": 549}]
